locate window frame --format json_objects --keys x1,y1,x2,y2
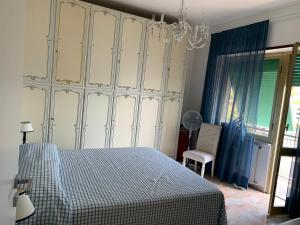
[
  {"x1": 220, "y1": 53, "x2": 283, "y2": 143},
  {"x1": 255, "y1": 53, "x2": 283, "y2": 144}
]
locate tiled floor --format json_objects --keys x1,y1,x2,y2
[
  {"x1": 206, "y1": 177, "x2": 290, "y2": 225},
  {"x1": 184, "y1": 163, "x2": 291, "y2": 225}
]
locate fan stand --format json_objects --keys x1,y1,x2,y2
[
  {"x1": 185, "y1": 129, "x2": 193, "y2": 167},
  {"x1": 187, "y1": 129, "x2": 193, "y2": 150}
]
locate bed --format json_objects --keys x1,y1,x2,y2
[{"x1": 18, "y1": 143, "x2": 227, "y2": 225}]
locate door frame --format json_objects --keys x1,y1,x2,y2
[
  {"x1": 262, "y1": 52, "x2": 292, "y2": 195},
  {"x1": 268, "y1": 42, "x2": 300, "y2": 214}
]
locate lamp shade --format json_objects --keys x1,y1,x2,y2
[
  {"x1": 16, "y1": 193, "x2": 35, "y2": 222},
  {"x1": 20, "y1": 122, "x2": 33, "y2": 133}
]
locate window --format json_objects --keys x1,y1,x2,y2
[
  {"x1": 225, "y1": 86, "x2": 239, "y2": 122},
  {"x1": 282, "y1": 55, "x2": 300, "y2": 148},
  {"x1": 255, "y1": 59, "x2": 280, "y2": 138},
  {"x1": 222, "y1": 57, "x2": 281, "y2": 140},
  {"x1": 221, "y1": 53, "x2": 300, "y2": 142}
]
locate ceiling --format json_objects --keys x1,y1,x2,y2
[{"x1": 95, "y1": 0, "x2": 300, "y2": 25}]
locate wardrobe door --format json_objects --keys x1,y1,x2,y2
[
  {"x1": 86, "y1": 6, "x2": 119, "y2": 89},
  {"x1": 24, "y1": 0, "x2": 54, "y2": 82},
  {"x1": 82, "y1": 91, "x2": 112, "y2": 149},
  {"x1": 136, "y1": 96, "x2": 160, "y2": 148},
  {"x1": 111, "y1": 93, "x2": 138, "y2": 148},
  {"x1": 159, "y1": 97, "x2": 181, "y2": 158},
  {"x1": 116, "y1": 15, "x2": 144, "y2": 91},
  {"x1": 50, "y1": 87, "x2": 83, "y2": 149},
  {"x1": 142, "y1": 24, "x2": 168, "y2": 93},
  {"x1": 21, "y1": 84, "x2": 50, "y2": 143},
  {"x1": 166, "y1": 38, "x2": 187, "y2": 95},
  {"x1": 53, "y1": 0, "x2": 89, "y2": 86}
]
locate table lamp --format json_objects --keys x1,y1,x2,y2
[
  {"x1": 20, "y1": 122, "x2": 33, "y2": 144},
  {"x1": 16, "y1": 192, "x2": 35, "y2": 222},
  {"x1": 14, "y1": 177, "x2": 35, "y2": 222}
]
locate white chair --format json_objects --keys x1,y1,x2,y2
[{"x1": 182, "y1": 123, "x2": 222, "y2": 177}]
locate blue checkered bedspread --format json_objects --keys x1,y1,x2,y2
[{"x1": 18, "y1": 143, "x2": 227, "y2": 225}]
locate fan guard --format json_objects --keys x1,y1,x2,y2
[{"x1": 182, "y1": 110, "x2": 203, "y2": 149}]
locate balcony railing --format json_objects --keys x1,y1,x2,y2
[{"x1": 254, "y1": 125, "x2": 299, "y2": 148}]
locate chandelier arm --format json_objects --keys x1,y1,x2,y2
[
  {"x1": 187, "y1": 34, "x2": 205, "y2": 47},
  {"x1": 195, "y1": 43, "x2": 206, "y2": 49},
  {"x1": 187, "y1": 40, "x2": 205, "y2": 49},
  {"x1": 186, "y1": 42, "x2": 193, "y2": 50},
  {"x1": 184, "y1": 22, "x2": 192, "y2": 31},
  {"x1": 170, "y1": 22, "x2": 178, "y2": 30},
  {"x1": 187, "y1": 42, "x2": 206, "y2": 50},
  {"x1": 148, "y1": 0, "x2": 209, "y2": 50},
  {"x1": 188, "y1": 35, "x2": 204, "y2": 46},
  {"x1": 187, "y1": 28, "x2": 202, "y2": 42}
]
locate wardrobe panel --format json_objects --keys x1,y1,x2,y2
[
  {"x1": 136, "y1": 96, "x2": 160, "y2": 148},
  {"x1": 54, "y1": 0, "x2": 89, "y2": 86},
  {"x1": 24, "y1": 0, "x2": 53, "y2": 82},
  {"x1": 159, "y1": 98, "x2": 181, "y2": 157},
  {"x1": 82, "y1": 91, "x2": 111, "y2": 148},
  {"x1": 50, "y1": 88, "x2": 82, "y2": 149},
  {"x1": 167, "y1": 37, "x2": 187, "y2": 95},
  {"x1": 117, "y1": 15, "x2": 144, "y2": 91},
  {"x1": 22, "y1": 0, "x2": 188, "y2": 152},
  {"x1": 21, "y1": 85, "x2": 49, "y2": 143},
  {"x1": 142, "y1": 24, "x2": 168, "y2": 93},
  {"x1": 111, "y1": 94, "x2": 137, "y2": 147},
  {"x1": 87, "y1": 7, "x2": 119, "y2": 89}
]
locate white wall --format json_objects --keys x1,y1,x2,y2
[
  {"x1": 182, "y1": 37, "x2": 211, "y2": 113},
  {"x1": 0, "y1": 1, "x2": 25, "y2": 224},
  {"x1": 182, "y1": 50, "x2": 194, "y2": 113},
  {"x1": 183, "y1": 2, "x2": 300, "y2": 112}
]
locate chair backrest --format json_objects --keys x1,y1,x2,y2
[{"x1": 196, "y1": 123, "x2": 222, "y2": 156}]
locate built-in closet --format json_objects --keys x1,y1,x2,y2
[{"x1": 22, "y1": 0, "x2": 188, "y2": 158}]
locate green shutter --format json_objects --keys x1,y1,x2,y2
[
  {"x1": 286, "y1": 108, "x2": 293, "y2": 131},
  {"x1": 292, "y1": 55, "x2": 300, "y2": 86},
  {"x1": 257, "y1": 57, "x2": 297, "y2": 132},
  {"x1": 257, "y1": 59, "x2": 279, "y2": 128},
  {"x1": 286, "y1": 55, "x2": 300, "y2": 131}
]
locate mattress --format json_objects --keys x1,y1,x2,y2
[{"x1": 18, "y1": 143, "x2": 227, "y2": 225}]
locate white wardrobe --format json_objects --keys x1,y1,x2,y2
[{"x1": 22, "y1": 0, "x2": 188, "y2": 158}]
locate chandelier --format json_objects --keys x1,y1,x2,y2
[{"x1": 149, "y1": 0, "x2": 209, "y2": 50}]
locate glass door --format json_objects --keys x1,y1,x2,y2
[{"x1": 269, "y1": 43, "x2": 300, "y2": 214}]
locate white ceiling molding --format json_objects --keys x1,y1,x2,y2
[{"x1": 211, "y1": 1, "x2": 300, "y2": 33}]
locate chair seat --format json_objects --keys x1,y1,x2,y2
[{"x1": 183, "y1": 150, "x2": 214, "y2": 163}]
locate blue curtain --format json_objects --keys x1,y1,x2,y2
[{"x1": 201, "y1": 21, "x2": 269, "y2": 189}]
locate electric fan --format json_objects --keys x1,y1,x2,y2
[{"x1": 182, "y1": 110, "x2": 203, "y2": 149}]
